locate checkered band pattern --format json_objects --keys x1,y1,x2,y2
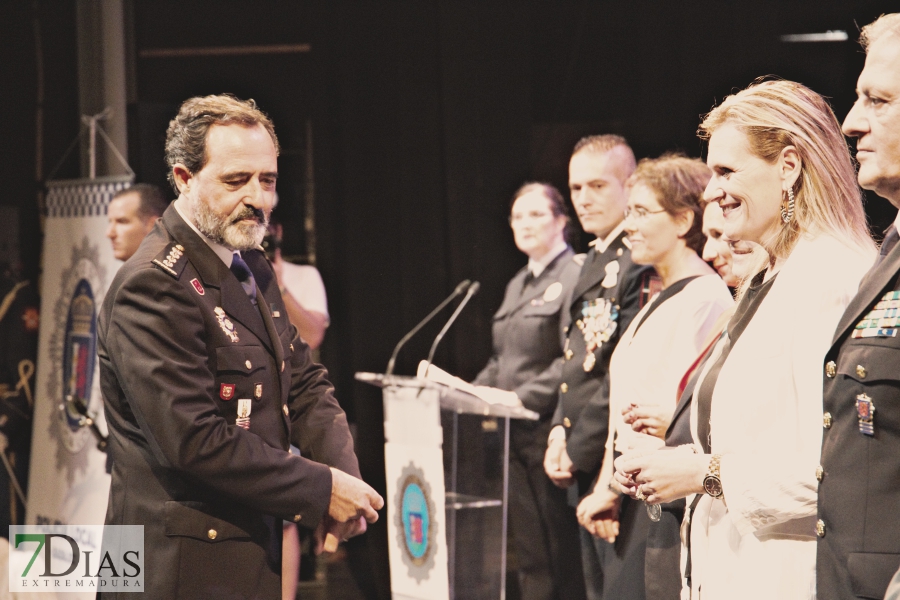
[{"x1": 46, "y1": 179, "x2": 132, "y2": 218}]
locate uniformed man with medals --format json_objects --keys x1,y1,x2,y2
[
  {"x1": 817, "y1": 15, "x2": 900, "y2": 600},
  {"x1": 99, "y1": 95, "x2": 383, "y2": 599},
  {"x1": 543, "y1": 135, "x2": 655, "y2": 598}
]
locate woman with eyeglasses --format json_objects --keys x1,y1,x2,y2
[
  {"x1": 472, "y1": 182, "x2": 586, "y2": 600},
  {"x1": 613, "y1": 80, "x2": 876, "y2": 600},
  {"x1": 574, "y1": 154, "x2": 733, "y2": 600}
]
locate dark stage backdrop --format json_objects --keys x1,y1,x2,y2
[{"x1": 7, "y1": 1, "x2": 899, "y2": 598}]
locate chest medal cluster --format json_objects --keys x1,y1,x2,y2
[
  {"x1": 214, "y1": 307, "x2": 239, "y2": 343},
  {"x1": 852, "y1": 290, "x2": 900, "y2": 338},
  {"x1": 577, "y1": 298, "x2": 618, "y2": 372}
]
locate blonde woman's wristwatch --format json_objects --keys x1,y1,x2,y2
[{"x1": 703, "y1": 454, "x2": 724, "y2": 499}]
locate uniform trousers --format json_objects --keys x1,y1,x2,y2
[{"x1": 580, "y1": 495, "x2": 650, "y2": 600}]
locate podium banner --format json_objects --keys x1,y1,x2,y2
[{"x1": 26, "y1": 177, "x2": 131, "y2": 548}]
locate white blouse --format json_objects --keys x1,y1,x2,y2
[
  {"x1": 687, "y1": 234, "x2": 875, "y2": 600},
  {"x1": 607, "y1": 274, "x2": 734, "y2": 456}
]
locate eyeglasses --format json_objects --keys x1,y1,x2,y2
[{"x1": 623, "y1": 207, "x2": 667, "y2": 223}]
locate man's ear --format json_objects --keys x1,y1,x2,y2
[{"x1": 172, "y1": 164, "x2": 193, "y2": 195}]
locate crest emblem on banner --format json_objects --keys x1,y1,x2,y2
[
  {"x1": 47, "y1": 237, "x2": 108, "y2": 459},
  {"x1": 395, "y1": 462, "x2": 437, "y2": 582}
]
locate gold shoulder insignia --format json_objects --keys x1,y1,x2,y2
[{"x1": 151, "y1": 243, "x2": 187, "y2": 278}]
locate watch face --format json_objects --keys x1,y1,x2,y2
[{"x1": 703, "y1": 475, "x2": 723, "y2": 498}]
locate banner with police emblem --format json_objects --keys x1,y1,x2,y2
[
  {"x1": 383, "y1": 385, "x2": 450, "y2": 600},
  {"x1": 26, "y1": 177, "x2": 132, "y2": 549}
]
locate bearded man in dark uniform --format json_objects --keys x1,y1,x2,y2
[
  {"x1": 98, "y1": 95, "x2": 382, "y2": 599},
  {"x1": 817, "y1": 14, "x2": 900, "y2": 600},
  {"x1": 543, "y1": 135, "x2": 655, "y2": 600}
]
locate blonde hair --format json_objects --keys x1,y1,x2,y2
[
  {"x1": 860, "y1": 13, "x2": 900, "y2": 51},
  {"x1": 698, "y1": 79, "x2": 873, "y2": 260}
]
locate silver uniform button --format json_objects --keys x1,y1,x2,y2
[{"x1": 245, "y1": 360, "x2": 252, "y2": 369}]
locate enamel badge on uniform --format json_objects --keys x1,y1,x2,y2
[
  {"x1": 254, "y1": 383, "x2": 263, "y2": 399},
  {"x1": 236, "y1": 399, "x2": 252, "y2": 429},
  {"x1": 220, "y1": 384, "x2": 235, "y2": 401},
  {"x1": 543, "y1": 282, "x2": 563, "y2": 303},
  {"x1": 214, "y1": 307, "x2": 239, "y2": 343},
  {"x1": 601, "y1": 261, "x2": 620, "y2": 288},
  {"x1": 857, "y1": 393, "x2": 875, "y2": 436},
  {"x1": 190, "y1": 278, "x2": 205, "y2": 295}
]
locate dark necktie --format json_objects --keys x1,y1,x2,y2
[
  {"x1": 521, "y1": 269, "x2": 535, "y2": 292},
  {"x1": 230, "y1": 253, "x2": 258, "y2": 305},
  {"x1": 879, "y1": 225, "x2": 899, "y2": 266},
  {"x1": 858, "y1": 225, "x2": 900, "y2": 293}
]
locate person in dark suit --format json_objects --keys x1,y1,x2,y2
[
  {"x1": 472, "y1": 182, "x2": 584, "y2": 600},
  {"x1": 818, "y1": 14, "x2": 900, "y2": 600},
  {"x1": 542, "y1": 135, "x2": 655, "y2": 600},
  {"x1": 98, "y1": 94, "x2": 383, "y2": 599}
]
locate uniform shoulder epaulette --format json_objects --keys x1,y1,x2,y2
[
  {"x1": 573, "y1": 253, "x2": 587, "y2": 267},
  {"x1": 151, "y1": 243, "x2": 187, "y2": 279}
]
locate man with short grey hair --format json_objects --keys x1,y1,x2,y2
[
  {"x1": 99, "y1": 94, "x2": 382, "y2": 598},
  {"x1": 817, "y1": 13, "x2": 900, "y2": 600}
]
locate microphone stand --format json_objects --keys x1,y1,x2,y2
[
  {"x1": 422, "y1": 282, "x2": 480, "y2": 378},
  {"x1": 385, "y1": 280, "x2": 471, "y2": 376}
]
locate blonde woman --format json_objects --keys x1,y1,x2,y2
[{"x1": 614, "y1": 80, "x2": 876, "y2": 600}]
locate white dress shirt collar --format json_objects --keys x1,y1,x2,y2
[
  {"x1": 588, "y1": 220, "x2": 626, "y2": 255},
  {"x1": 527, "y1": 241, "x2": 569, "y2": 278}
]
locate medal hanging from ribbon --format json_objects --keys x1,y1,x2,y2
[
  {"x1": 236, "y1": 399, "x2": 252, "y2": 430},
  {"x1": 856, "y1": 393, "x2": 875, "y2": 436},
  {"x1": 577, "y1": 298, "x2": 618, "y2": 372}
]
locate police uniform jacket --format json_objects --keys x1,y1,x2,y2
[
  {"x1": 473, "y1": 247, "x2": 586, "y2": 600},
  {"x1": 818, "y1": 226, "x2": 900, "y2": 600},
  {"x1": 473, "y1": 247, "x2": 581, "y2": 422},
  {"x1": 98, "y1": 206, "x2": 360, "y2": 599},
  {"x1": 551, "y1": 227, "x2": 655, "y2": 499}
]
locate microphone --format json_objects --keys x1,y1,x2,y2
[
  {"x1": 423, "y1": 282, "x2": 480, "y2": 376},
  {"x1": 385, "y1": 280, "x2": 471, "y2": 376}
]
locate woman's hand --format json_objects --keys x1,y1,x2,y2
[
  {"x1": 576, "y1": 488, "x2": 621, "y2": 543},
  {"x1": 622, "y1": 403, "x2": 672, "y2": 440},
  {"x1": 614, "y1": 446, "x2": 709, "y2": 505}
]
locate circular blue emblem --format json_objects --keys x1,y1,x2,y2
[
  {"x1": 61, "y1": 279, "x2": 97, "y2": 432},
  {"x1": 400, "y1": 479, "x2": 430, "y2": 562}
]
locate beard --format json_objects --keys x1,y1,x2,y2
[{"x1": 192, "y1": 198, "x2": 268, "y2": 251}]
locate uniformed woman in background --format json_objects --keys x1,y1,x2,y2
[{"x1": 472, "y1": 183, "x2": 585, "y2": 600}]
